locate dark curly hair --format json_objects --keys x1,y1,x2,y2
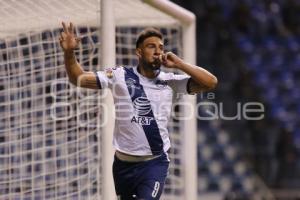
[{"x1": 135, "y1": 27, "x2": 163, "y2": 49}]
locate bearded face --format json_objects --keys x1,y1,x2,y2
[{"x1": 136, "y1": 36, "x2": 164, "y2": 71}]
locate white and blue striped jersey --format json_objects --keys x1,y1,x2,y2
[{"x1": 96, "y1": 66, "x2": 190, "y2": 156}]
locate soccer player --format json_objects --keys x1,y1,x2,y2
[{"x1": 59, "y1": 22, "x2": 217, "y2": 200}]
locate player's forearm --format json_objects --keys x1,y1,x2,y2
[
  {"x1": 64, "y1": 50, "x2": 84, "y2": 86},
  {"x1": 176, "y1": 62, "x2": 218, "y2": 89}
]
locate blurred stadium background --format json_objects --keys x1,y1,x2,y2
[
  {"x1": 1, "y1": 0, "x2": 300, "y2": 199},
  {"x1": 172, "y1": 0, "x2": 300, "y2": 199}
]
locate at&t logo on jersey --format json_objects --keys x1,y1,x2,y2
[{"x1": 131, "y1": 96, "x2": 154, "y2": 125}]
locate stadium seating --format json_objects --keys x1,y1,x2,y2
[
  {"x1": 197, "y1": 119, "x2": 256, "y2": 195},
  {"x1": 194, "y1": 0, "x2": 300, "y2": 196}
]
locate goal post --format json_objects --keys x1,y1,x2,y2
[
  {"x1": 0, "y1": 0, "x2": 197, "y2": 199},
  {"x1": 100, "y1": 0, "x2": 115, "y2": 199}
]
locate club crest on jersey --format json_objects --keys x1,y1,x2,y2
[
  {"x1": 125, "y1": 78, "x2": 136, "y2": 86},
  {"x1": 105, "y1": 66, "x2": 121, "y2": 78},
  {"x1": 131, "y1": 96, "x2": 154, "y2": 125},
  {"x1": 126, "y1": 78, "x2": 142, "y2": 90},
  {"x1": 105, "y1": 68, "x2": 113, "y2": 78}
]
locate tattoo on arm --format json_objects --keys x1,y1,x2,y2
[
  {"x1": 83, "y1": 78, "x2": 98, "y2": 89},
  {"x1": 187, "y1": 78, "x2": 211, "y2": 94},
  {"x1": 77, "y1": 73, "x2": 99, "y2": 89}
]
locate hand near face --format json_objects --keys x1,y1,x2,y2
[{"x1": 161, "y1": 52, "x2": 184, "y2": 69}]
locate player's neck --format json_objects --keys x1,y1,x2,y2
[{"x1": 137, "y1": 65, "x2": 160, "y2": 79}]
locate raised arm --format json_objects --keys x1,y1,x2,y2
[
  {"x1": 161, "y1": 52, "x2": 218, "y2": 93},
  {"x1": 59, "y1": 22, "x2": 99, "y2": 89}
]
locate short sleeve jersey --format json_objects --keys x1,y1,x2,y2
[{"x1": 96, "y1": 66, "x2": 190, "y2": 156}]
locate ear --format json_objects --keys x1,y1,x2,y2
[{"x1": 136, "y1": 48, "x2": 142, "y2": 58}]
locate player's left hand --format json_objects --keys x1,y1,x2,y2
[{"x1": 161, "y1": 52, "x2": 184, "y2": 69}]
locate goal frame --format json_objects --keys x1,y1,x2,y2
[{"x1": 101, "y1": 0, "x2": 197, "y2": 199}]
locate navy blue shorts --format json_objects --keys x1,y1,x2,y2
[{"x1": 113, "y1": 153, "x2": 169, "y2": 200}]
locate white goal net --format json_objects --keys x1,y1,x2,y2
[{"x1": 0, "y1": 0, "x2": 196, "y2": 199}]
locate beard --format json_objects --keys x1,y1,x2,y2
[
  {"x1": 142, "y1": 58, "x2": 161, "y2": 71},
  {"x1": 151, "y1": 60, "x2": 161, "y2": 70}
]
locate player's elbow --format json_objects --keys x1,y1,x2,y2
[
  {"x1": 69, "y1": 77, "x2": 84, "y2": 88},
  {"x1": 68, "y1": 78, "x2": 78, "y2": 87},
  {"x1": 209, "y1": 75, "x2": 218, "y2": 90},
  {"x1": 68, "y1": 73, "x2": 85, "y2": 87}
]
